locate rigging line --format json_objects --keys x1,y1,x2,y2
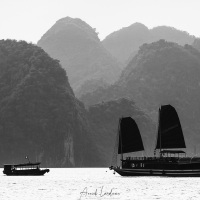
[
  {"x1": 161, "y1": 124, "x2": 179, "y2": 134},
  {"x1": 154, "y1": 106, "x2": 160, "y2": 154},
  {"x1": 119, "y1": 118, "x2": 123, "y2": 165}
]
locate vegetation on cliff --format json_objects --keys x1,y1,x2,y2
[{"x1": 0, "y1": 39, "x2": 103, "y2": 167}]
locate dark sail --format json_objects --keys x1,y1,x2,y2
[
  {"x1": 156, "y1": 105, "x2": 186, "y2": 149},
  {"x1": 118, "y1": 117, "x2": 144, "y2": 154}
]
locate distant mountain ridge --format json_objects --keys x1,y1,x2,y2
[
  {"x1": 37, "y1": 17, "x2": 121, "y2": 94},
  {"x1": 102, "y1": 23, "x2": 195, "y2": 64}
]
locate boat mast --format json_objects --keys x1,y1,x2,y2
[
  {"x1": 159, "y1": 107, "x2": 162, "y2": 156},
  {"x1": 119, "y1": 118, "x2": 123, "y2": 166},
  {"x1": 155, "y1": 107, "x2": 161, "y2": 157}
]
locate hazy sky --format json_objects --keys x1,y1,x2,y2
[{"x1": 0, "y1": 0, "x2": 200, "y2": 44}]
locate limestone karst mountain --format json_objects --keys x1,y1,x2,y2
[
  {"x1": 81, "y1": 40, "x2": 200, "y2": 154},
  {"x1": 102, "y1": 23, "x2": 150, "y2": 66},
  {"x1": 0, "y1": 39, "x2": 103, "y2": 167},
  {"x1": 102, "y1": 23, "x2": 195, "y2": 64},
  {"x1": 37, "y1": 17, "x2": 121, "y2": 94}
]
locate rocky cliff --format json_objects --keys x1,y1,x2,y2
[{"x1": 0, "y1": 39, "x2": 103, "y2": 167}]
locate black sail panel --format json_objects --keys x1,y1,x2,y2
[
  {"x1": 156, "y1": 105, "x2": 186, "y2": 149},
  {"x1": 118, "y1": 117, "x2": 144, "y2": 154}
]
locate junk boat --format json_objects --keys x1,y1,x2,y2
[
  {"x1": 3, "y1": 157, "x2": 50, "y2": 176},
  {"x1": 110, "y1": 105, "x2": 200, "y2": 177}
]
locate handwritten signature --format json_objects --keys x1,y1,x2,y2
[{"x1": 79, "y1": 186, "x2": 120, "y2": 199}]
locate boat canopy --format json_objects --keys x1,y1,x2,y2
[
  {"x1": 161, "y1": 150, "x2": 185, "y2": 154},
  {"x1": 118, "y1": 117, "x2": 144, "y2": 154},
  {"x1": 155, "y1": 105, "x2": 186, "y2": 149},
  {"x1": 4, "y1": 162, "x2": 40, "y2": 167}
]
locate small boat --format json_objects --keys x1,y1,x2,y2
[
  {"x1": 110, "y1": 104, "x2": 200, "y2": 177},
  {"x1": 3, "y1": 157, "x2": 50, "y2": 176}
]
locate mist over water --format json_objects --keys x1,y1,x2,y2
[{"x1": 1, "y1": 168, "x2": 200, "y2": 200}]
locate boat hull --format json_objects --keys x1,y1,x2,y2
[
  {"x1": 3, "y1": 169, "x2": 50, "y2": 176},
  {"x1": 113, "y1": 168, "x2": 200, "y2": 177}
]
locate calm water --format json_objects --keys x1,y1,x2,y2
[{"x1": 1, "y1": 168, "x2": 200, "y2": 200}]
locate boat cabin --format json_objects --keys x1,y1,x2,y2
[
  {"x1": 4, "y1": 162, "x2": 41, "y2": 171},
  {"x1": 160, "y1": 150, "x2": 186, "y2": 158},
  {"x1": 3, "y1": 161, "x2": 49, "y2": 176}
]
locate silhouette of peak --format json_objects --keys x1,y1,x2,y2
[
  {"x1": 56, "y1": 16, "x2": 92, "y2": 29},
  {"x1": 151, "y1": 25, "x2": 192, "y2": 37},
  {"x1": 152, "y1": 25, "x2": 177, "y2": 31},
  {"x1": 139, "y1": 39, "x2": 177, "y2": 52},
  {"x1": 106, "y1": 22, "x2": 149, "y2": 37},
  {"x1": 56, "y1": 16, "x2": 78, "y2": 22},
  {"x1": 38, "y1": 16, "x2": 100, "y2": 44},
  {"x1": 129, "y1": 22, "x2": 149, "y2": 30}
]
